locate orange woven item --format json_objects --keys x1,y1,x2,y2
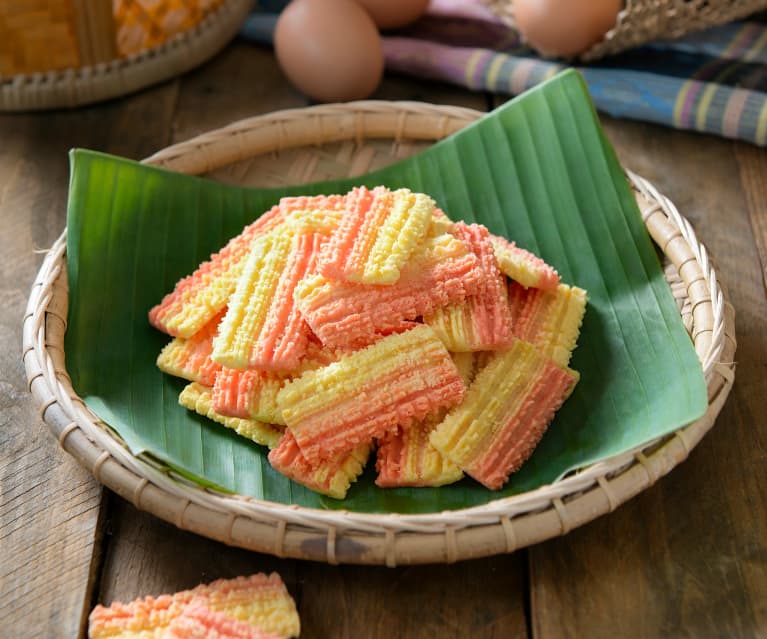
[
  {"x1": 114, "y1": 0, "x2": 225, "y2": 57},
  {"x1": 0, "y1": 0, "x2": 226, "y2": 75},
  {"x1": 0, "y1": 1, "x2": 81, "y2": 74},
  {"x1": 0, "y1": 0, "x2": 252, "y2": 109}
]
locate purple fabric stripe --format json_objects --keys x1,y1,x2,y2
[{"x1": 679, "y1": 23, "x2": 763, "y2": 127}]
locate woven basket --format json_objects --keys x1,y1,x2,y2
[
  {"x1": 483, "y1": 0, "x2": 767, "y2": 60},
  {"x1": 0, "y1": 0, "x2": 252, "y2": 111},
  {"x1": 23, "y1": 101, "x2": 736, "y2": 566}
]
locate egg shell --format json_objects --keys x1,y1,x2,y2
[
  {"x1": 354, "y1": 0, "x2": 430, "y2": 30},
  {"x1": 274, "y1": 0, "x2": 384, "y2": 102},
  {"x1": 513, "y1": 0, "x2": 622, "y2": 58}
]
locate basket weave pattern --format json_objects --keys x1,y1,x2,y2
[
  {"x1": 114, "y1": 0, "x2": 225, "y2": 57},
  {"x1": 23, "y1": 102, "x2": 736, "y2": 565},
  {"x1": 0, "y1": 0, "x2": 251, "y2": 111},
  {"x1": 0, "y1": 1, "x2": 82, "y2": 75},
  {"x1": 586, "y1": 0, "x2": 767, "y2": 60},
  {"x1": 482, "y1": 0, "x2": 767, "y2": 60}
]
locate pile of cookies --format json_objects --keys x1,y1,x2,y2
[
  {"x1": 150, "y1": 186, "x2": 587, "y2": 498},
  {"x1": 89, "y1": 573, "x2": 299, "y2": 638}
]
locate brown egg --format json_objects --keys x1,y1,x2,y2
[
  {"x1": 354, "y1": 0, "x2": 430, "y2": 30},
  {"x1": 274, "y1": 0, "x2": 384, "y2": 102},
  {"x1": 513, "y1": 0, "x2": 622, "y2": 58}
]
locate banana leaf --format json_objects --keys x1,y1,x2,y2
[{"x1": 65, "y1": 70, "x2": 707, "y2": 513}]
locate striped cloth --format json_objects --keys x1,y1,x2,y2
[{"x1": 240, "y1": 2, "x2": 767, "y2": 146}]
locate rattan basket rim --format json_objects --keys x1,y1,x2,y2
[
  {"x1": 23, "y1": 101, "x2": 736, "y2": 565},
  {"x1": 0, "y1": 0, "x2": 252, "y2": 112}
]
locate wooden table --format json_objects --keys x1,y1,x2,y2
[{"x1": 2, "y1": 40, "x2": 766, "y2": 639}]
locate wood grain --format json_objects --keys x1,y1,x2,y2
[
  {"x1": 0, "y1": 82, "x2": 178, "y2": 639},
  {"x1": 97, "y1": 497, "x2": 298, "y2": 606},
  {"x1": 298, "y1": 556, "x2": 528, "y2": 639},
  {"x1": 734, "y1": 143, "x2": 767, "y2": 290},
  {"x1": 1, "y1": 117, "x2": 104, "y2": 639},
  {"x1": 530, "y1": 121, "x2": 767, "y2": 638}
]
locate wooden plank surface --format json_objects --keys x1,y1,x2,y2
[
  {"x1": 0, "y1": 84, "x2": 178, "y2": 639},
  {"x1": 170, "y1": 42, "x2": 306, "y2": 144},
  {"x1": 98, "y1": 498, "x2": 298, "y2": 609},
  {"x1": 297, "y1": 557, "x2": 529, "y2": 639},
  {"x1": 530, "y1": 121, "x2": 767, "y2": 638},
  {"x1": 734, "y1": 143, "x2": 767, "y2": 290}
]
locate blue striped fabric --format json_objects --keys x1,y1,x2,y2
[{"x1": 240, "y1": 8, "x2": 767, "y2": 145}]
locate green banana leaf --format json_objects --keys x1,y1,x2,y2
[{"x1": 65, "y1": 70, "x2": 707, "y2": 513}]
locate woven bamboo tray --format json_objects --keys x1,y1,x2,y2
[
  {"x1": 0, "y1": 0, "x2": 252, "y2": 112},
  {"x1": 23, "y1": 101, "x2": 736, "y2": 565}
]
